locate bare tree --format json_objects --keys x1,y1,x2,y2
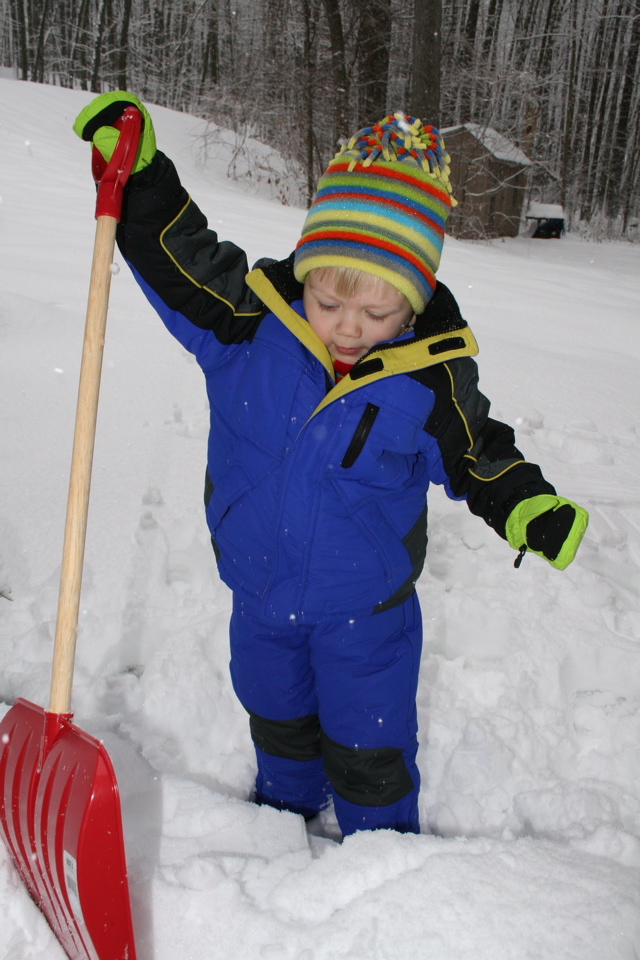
[
  {"x1": 12, "y1": 0, "x2": 29, "y2": 79},
  {"x1": 411, "y1": 0, "x2": 442, "y2": 126},
  {"x1": 352, "y1": 0, "x2": 392, "y2": 126},
  {"x1": 320, "y1": 0, "x2": 349, "y2": 142}
]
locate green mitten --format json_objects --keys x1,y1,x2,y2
[
  {"x1": 73, "y1": 91, "x2": 156, "y2": 174},
  {"x1": 505, "y1": 494, "x2": 588, "y2": 570}
]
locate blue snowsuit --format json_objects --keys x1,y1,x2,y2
[{"x1": 116, "y1": 152, "x2": 556, "y2": 835}]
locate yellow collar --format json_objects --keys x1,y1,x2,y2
[{"x1": 245, "y1": 266, "x2": 479, "y2": 418}]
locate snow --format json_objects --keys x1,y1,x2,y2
[
  {"x1": 441, "y1": 123, "x2": 532, "y2": 166},
  {"x1": 1, "y1": 79, "x2": 639, "y2": 960},
  {"x1": 526, "y1": 202, "x2": 565, "y2": 220}
]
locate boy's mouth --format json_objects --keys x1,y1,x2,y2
[{"x1": 333, "y1": 344, "x2": 364, "y2": 357}]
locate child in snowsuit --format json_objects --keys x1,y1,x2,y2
[{"x1": 74, "y1": 94, "x2": 588, "y2": 837}]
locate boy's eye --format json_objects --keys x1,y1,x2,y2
[
  {"x1": 318, "y1": 302, "x2": 338, "y2": 311},
  {"x1": 366, "y1": 312, "x2": 386, "y2": 321}
]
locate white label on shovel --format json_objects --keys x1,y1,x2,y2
[{"x1": 63, "y1": 849, "x2": 84, "y2": 922}]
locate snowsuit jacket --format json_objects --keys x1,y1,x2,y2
[{"x1": 116, "y1": 151, "x2": 556, "y2": 623}]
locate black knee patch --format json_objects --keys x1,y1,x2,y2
[
  {"x1": 321, "y1": 731, "x2": 414, "y2": 806},
  {"x1": 249, "y1": 711, "x2": 322, "y2": 762}
]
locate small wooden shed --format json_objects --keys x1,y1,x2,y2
[{"x1": 441, "y1": 123, "x2": 531, "y2": 239}]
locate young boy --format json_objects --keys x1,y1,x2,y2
[{"x1": 74, "y1": 94, "x2": 588, "y2": 837}]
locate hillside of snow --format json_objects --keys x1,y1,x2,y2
[{"x1": 1, "y1": 79, "x2": 639, "y2": 960}]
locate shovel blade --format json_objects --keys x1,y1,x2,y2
[{"x1": 0, "y1": 698, "x2": 137, "y2": 960}]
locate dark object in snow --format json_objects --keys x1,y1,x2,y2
[
  {"x1": 526, "y1": 203, "x2": 566, "y2": 239},
  {"x1": 532, "y1": 218, "x2": 565, "y2": 239}
]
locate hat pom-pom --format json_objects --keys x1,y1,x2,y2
[{"x1": 336, "y1": 112, "x2": 455, "y2": 200}]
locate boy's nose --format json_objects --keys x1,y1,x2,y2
[{"x1": 337, "y1": 313, "x2": 361, "y2": 337}]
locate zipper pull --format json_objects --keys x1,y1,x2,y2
[{"x1": 514, "y1": 544, "x2": 527, "y2": 569}]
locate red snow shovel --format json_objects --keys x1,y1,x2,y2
[{"x1": 0, "y1": 106, "x2": 142, "y2": 960}]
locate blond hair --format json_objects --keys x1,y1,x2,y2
[{"x1": 307, "y1": 266, "x2": 411, "y2": 305}]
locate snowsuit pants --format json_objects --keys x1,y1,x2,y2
[{"x1": 229, "y1": 592, "x2": 422, "y2": 836}]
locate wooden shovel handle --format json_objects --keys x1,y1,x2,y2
[
  {"x1": 48, "y1": 215, "x2": 117, "y2": 715},
  {"x1": 49, "y1": 106, "x2": 141, "y2": 716}
]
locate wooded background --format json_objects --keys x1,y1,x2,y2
[{"x1": 2, "y1": 0, "x2": 638, "y2": 238}]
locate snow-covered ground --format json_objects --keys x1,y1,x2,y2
[{"x1": 1, "y1": 79, "x2": 639, "y2": 960}]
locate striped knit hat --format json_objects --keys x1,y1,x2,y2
[{"x1": 294, "y1": 114, "x2": 456, "y2": 315}]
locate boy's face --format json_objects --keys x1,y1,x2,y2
[{"x1": 303, "y1": 272, "x2": 416, "y2": 364}]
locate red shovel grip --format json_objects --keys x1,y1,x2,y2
[{"x1": 91, "y1": 105, "x2": 142, "y2": 220}]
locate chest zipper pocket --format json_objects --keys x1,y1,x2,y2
[{"x1": 341, "y1": 403, "x2": 380, "y2": 468}]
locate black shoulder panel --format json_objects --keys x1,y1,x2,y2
[
  {"x1": 117, "y1": 151, "x2": 264, "y2": 344},
  {"x1": 410, "y1": 358, "x2": 488, "y2": 496},
  {"x1": 261, "y1": 253, "x2": 305, "y2": 305},
  {"x1": 413, "y1": 281, "x2": 468, "y2": 339},
  {"x1": 410, "y1": 356, "x2": 555, "y2": 538}
]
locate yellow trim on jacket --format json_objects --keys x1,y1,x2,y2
[
  {"x1": 246, "y1": 266, "x2": 479, "y2": 422},
  {"x1": 161, "y1": 197, "x2": 263, "y2": 318}
]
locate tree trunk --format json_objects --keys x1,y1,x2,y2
[
  {"x1": 31, "y1": 0, "x2": 51, "y2": 83},
  {"x1": 13, "y1": 0, "x2": 29, "y2": 80},
  {"x1": 610, "y1": 0, "x2": 640, "y2": 223},
  {"x1": 580, "y1": 0, "x2": 610, "y2": 187},
  {"x1": 462, "y1": 0, "x2": 480, "y2": 66},
  {"x1": 90, "y1": 0, "x2": 110, "y2": 92},
  {"x1": 200, "y1": 1, "x2": 219, "y2": 94},
  {"x1": 117, "y1": 0, "x2": 133, "y2": 89},
  {"x1": 482, "y1": 0, "x2": 504, "y2": 63},
  {"x1": 589, "y1": 0, "x2": 625, "y2": 216},
  {"x1": 320, "y1": 0, "x2": 349, "y2": 143},
  {"x1": 302, "y1": 0, "x2": 315, "y2": 205},
  {"x1": 411, "y1": 0, "x2": 442, "y2": 126},
  {"x1": 353, "y1": 0, "x2": 391, "y2": 127},
  {"x1": 536, "y1": 0, "x2": 563, "y2": 77},
  {"x1": 561, "y1": 0, "x2": 578, "y2": 207},
  {"x1": 70, "y1": 0, "x2": 91, "y2": 90}
]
